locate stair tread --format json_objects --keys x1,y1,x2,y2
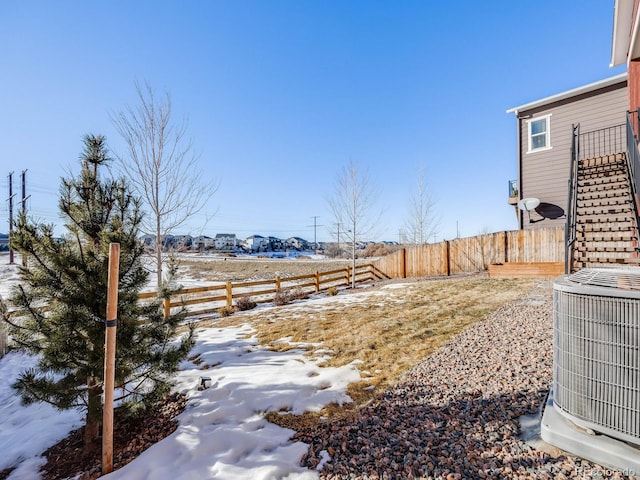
[
  {"x1": 577, "y1": 192, "x2": 633, "y2": 201},
  {"x1": 576, "y1": 213, "x2": 635, "y2": 220},
  {"x1": 579, "y1": 153, "x2": 626, "y2": 165},
  {"x1": 575, "y1": 257, "x2": 640, "y2": 264},
  {"x1": 575, "y1": 245, "x2": 638, "y2": 253},
  {"x1": 578, "y1": 169, "x2": 626, "y2": 179},
  {"x1": 576, "y1": 233, "x2": 636, "y2": 241},
  {"x1": 577, "y1": 198, "x2": 632, "y2": 207},
  {"x1": 577, "y1": 181, "x2": 629, "y2": 188}
]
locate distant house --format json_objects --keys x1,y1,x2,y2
[
  {"x1": 506, "y1": 73, "x2": 628, "y2": 229},
  {"x1": 214, "y1": 233, "x2": 237, "y2": 251},
  {"x1": 0, "y1": 233, "x2": 8, "y2": 251},
  {"x1": 140, "y1": 234, "x2": 155, "y2": 249},
  {"x1": 285, "y1": 236, "x2": 309, "y2": 251},
  {"x1": 244, "y1": 235, "x2": 267, "y2": 252},
  {"x1": 168, "y1": 235, "x2": 192, "y2": 251},
  {"x1": 192, "y1": 235, "x2": 215, "y2": 251},
  {"x1": 266, "y1": 236, "x2": 284, "y2": 251}
]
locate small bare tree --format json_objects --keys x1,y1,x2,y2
[
  {"x1": 112, "y1": 82, "x2": 218, "y2": 288},
  {"x1": 327, "y1": 160, "x2": 380, "y2": 288},
  {"x1": 403, "y1": 166, "x2": 439, "y2": 244}
]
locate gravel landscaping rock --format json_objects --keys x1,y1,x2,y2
[{"x1": 294, "y1": 280, "x2": 637, "y2": 479}]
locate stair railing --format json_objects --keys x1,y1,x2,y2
[
  {"x1": 578, "y1": 124, "x2": 626, "y2": 160},
  {"x1": 625, "y1": 110, "x2": 640, "y2": 231},
  {"x1": 565, "y1": 123, "x2": 580, "y2": 274}
]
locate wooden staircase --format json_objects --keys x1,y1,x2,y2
[{"x1": 573, "y1": 152, "x2": 640, "y2": 269}]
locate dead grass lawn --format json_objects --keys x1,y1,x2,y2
[{"x1": 195, "y1": 275, "x2": 537, "y2": 428}]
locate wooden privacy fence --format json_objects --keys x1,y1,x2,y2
[
  {"x1": 373, "y1": 227, "x2": 564, "y2": 278},
  {"x1": 141, "y1": 262, "x2": 384, "y2": 319}
]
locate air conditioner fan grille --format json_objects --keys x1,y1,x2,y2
[{"x1": 568, "y1": 268, "x2": 640, "y2": 290}]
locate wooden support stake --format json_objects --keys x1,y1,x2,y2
[
  {"x1": 226, "y1": 281, "x2": 233, "y2": 307},
  {"x1": 275, "y1": 275, "x2": 281, "y2": 291},
  {"x1": 102, "y1": 243, "x2": 120, "y2": 475},
  {"x1": 314, "y1": 271, "x2": 320, "y2": 292}
]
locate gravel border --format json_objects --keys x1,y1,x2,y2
[{"x1": 294, "y1": 280, "x2": 637, "y2": 479}]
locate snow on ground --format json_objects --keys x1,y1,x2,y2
[
  {"x1": 0, "y1": 352, "x2": 84, "y2": 477},
  {"x1": 0, "y1": 253, "x2": 369, "y2": 479},
  {"x1": 102, "y1": 326, "x2": 359, "y2": 480}
]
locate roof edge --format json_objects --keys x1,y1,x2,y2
[
  {"x1": 610, "y1": 0, "x2": 634, "y2": 67},
  {"x1": 506, "y1": 72, "x2": 627, "y2": 115}
]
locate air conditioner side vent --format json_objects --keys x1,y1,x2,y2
[{"x1": 552, "y1": 268, "x2": 640, "y2": 447}]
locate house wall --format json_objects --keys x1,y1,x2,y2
[
  {"x1": 630, "y1": 61, "x2": 640, "y2": 112},
  {"x1": 517, "y1": 82, "x2": 628, "y2": 229}
]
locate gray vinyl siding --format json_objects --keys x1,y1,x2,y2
[{"x1": 518, "y1": 83, "x2": 628, "y2": 230}]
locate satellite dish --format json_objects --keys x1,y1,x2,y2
[
  {"x1": 517, "y1": 197, "x2": 541, "y2": 223},
  {"x1": 517, "y1": 197, "x2": 540, "y2": 211}
]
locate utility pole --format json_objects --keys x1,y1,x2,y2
[
  {"x1": 308, "y1": 216, "x2": 323, "y2": 253},
  {"x1": 21, "y1": 170, "x2": 29, "y2": 267},
  {"x1": 7, "y1": 172, "x2": 15, "y2": 264},
  {"x1": 21, "y1": 170, "x2": 29, "y2": 215}
]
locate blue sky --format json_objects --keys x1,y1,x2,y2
[{"x1": 0, "y1": 1, "x2": 627, "y2": 243}]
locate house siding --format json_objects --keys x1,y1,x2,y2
[{"x1": 518, "y1": 82, "x2": 628, "y2": 229}]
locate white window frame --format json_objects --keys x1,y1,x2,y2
[{"x1": 526, "y1": 114, "x2": 552, "y2": 153}]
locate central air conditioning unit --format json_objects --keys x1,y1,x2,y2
[{"x1": 542, "y1": 268, "x2": 640, "y2": 474}]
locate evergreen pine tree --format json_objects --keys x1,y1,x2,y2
[{"x1": 1, "y1": 134, "x2": 194, "y2": 452}]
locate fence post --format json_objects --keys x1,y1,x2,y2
[
  {"x1": 401, "y1": 248, "x2": 407, "y2": 278},
  {"x1": 346, "y1": 265, "x2": 351, "y2": 286},
  {"x1": 444, "y1": 240, "x2": 451, "y2": 276},
  {"x1": 163, "y1": 298, "x2": 170, "y2": 320},
  {"x1": 275, "y1": 275, "x2": 281, "y2": 291},
  {"x1": 315, "y1": 271, "x2": 320, "y2": 292},
  {"x1": 503, "y1": 231, "x2": 509, "y2": 263},
  {"x1": 226, "y1": 281, "x2": 233, "y2": 307}
]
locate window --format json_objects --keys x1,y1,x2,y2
[{"x1": 527, "y1": 114, "x2": 551, "y2": 152}]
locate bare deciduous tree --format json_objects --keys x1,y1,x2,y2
[
  {"x1": 403, "y1": 166, "x2": 439, "y2": 244},
  {"x1": 112, "y1": 82, "x2": 218, "y2": 288},
  {"x1": 327, "y1": 159, "x2": 380, "y2": 288}
]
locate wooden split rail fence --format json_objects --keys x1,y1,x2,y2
[{"x1": 140, "y1": 262, "x2": 387, "y2": 319}]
